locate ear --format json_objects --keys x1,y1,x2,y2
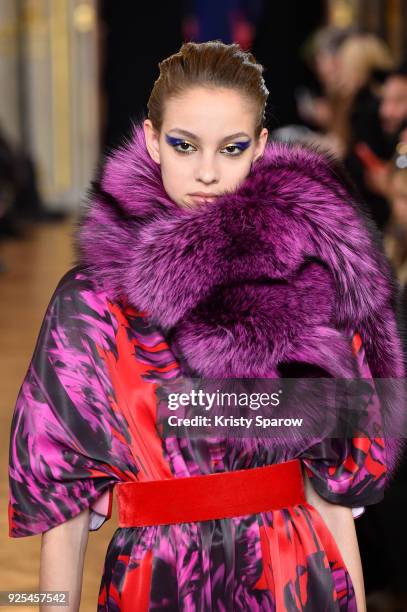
[
  {"x1": 253, "y1": 127, "x2": 268, "y2": 162},
  {"x1": 143, "y1": 119, "x2": 161, "y2": 164}
]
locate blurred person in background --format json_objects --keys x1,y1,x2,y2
[
  {"x1": 298, "y1": 26, "x2": 354, "y2": 147},
  {"x1": 356, "y1": 62, "x2": 407, "y2": 225},
  {"x1": 384, "y1": 130, "x2": 407, "y2": 290},
  {"x1": 365, "y1": 63, "x2": 407, "y2": 196},
  {"x1": 380, "y1": 62, "x2": 407, "y2": 143},
  {"x1": 337, "y1": 33, "x2": 395, "y2": 230}
]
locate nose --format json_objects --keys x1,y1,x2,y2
[{"x1": 195, "y1": 153, "x2": 219, "y2": 185}]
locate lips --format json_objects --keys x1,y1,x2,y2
[{"x1": 188, "y1": 193, "x2": 219, "y2": 205}]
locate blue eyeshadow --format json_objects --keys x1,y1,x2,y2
[
  {"x1": 232, "y1": 140, "x2": 251, "y2": 150},
  {"x1": 165, "y1": 135, "x2": 184, "y2": 145}
]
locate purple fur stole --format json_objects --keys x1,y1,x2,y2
[{"x1": 76, "y1": 122, "x2": 406, "y2": 478}]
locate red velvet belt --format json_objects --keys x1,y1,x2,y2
[{"x1": 115, "y1": 459, "x2": 305, "y2": 527}]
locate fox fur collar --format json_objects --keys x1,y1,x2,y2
[{"x1": 76, "y1": 122, "x2": 405, "y2": 473}]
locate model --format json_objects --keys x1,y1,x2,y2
[{"x1": 8, "y1": 41, "x2": 405, "y2": 611}]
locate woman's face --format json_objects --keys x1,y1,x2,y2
[
  {"x1": 315, "y1": 51, "x2": 340, "y2": 92},
  {"x1": 143, "y1": 86, "x2": 268, "y2": 208}
]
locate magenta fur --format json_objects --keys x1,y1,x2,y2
[{"x1": 75, "y1": 122, "x2": 406, "y2": 478}]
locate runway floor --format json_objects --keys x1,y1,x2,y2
[{"x1": 0, "y1": 217, "x2": 118, "y2": 611}]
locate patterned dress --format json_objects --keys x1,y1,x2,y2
[{"x1": 8, "y1": 266, "x2": 387, "y2": 611}]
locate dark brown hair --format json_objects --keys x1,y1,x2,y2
[{"x1": 147, "y1": 40, "x2": 269, "y2": 137}]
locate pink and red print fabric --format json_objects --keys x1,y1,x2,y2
[{"x1": 9, "y1": 267, "x2": 388, "y2": 611}]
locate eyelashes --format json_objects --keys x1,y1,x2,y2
[
  {"x1": 223, "y1": 141, "x2": 251, "y2": 155},
  {"x1": 165, "y1": 136, "x2": 195, "y2": 154},
  {"x1": 165, "y1": 134, "x2": 251, "y2": 156}
]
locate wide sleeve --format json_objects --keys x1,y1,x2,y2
[
  {"x1": 300, "y1": 331, "x2": 389, "y2": 519},
  {"x1": 8, "y1": 268, "x2": 136, "y2": 537}
]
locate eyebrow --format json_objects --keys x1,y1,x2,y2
[{"x1": 166, "y1": 128, "x2": 251, "y2": 143}]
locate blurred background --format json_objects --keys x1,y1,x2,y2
[{"x1": 1, "y1": 1, "x2": 407, "y2": 610}]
